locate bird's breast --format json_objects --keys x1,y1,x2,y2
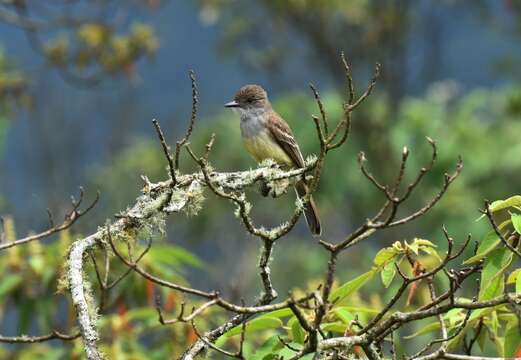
[{"x1": 242, "y1": 129, "x2": 293, "y2": 166}]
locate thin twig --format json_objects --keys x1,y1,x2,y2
[
  {"x1": 0, "y1": 330, "x2": 80, "y2": 343},
  {"x1": 152, "y1": 119, "x2": 177, "y2": 185},
  {"x1": 0, "y1": 188, "x2": 99, "y2": 251},
  {"x1": 175, "y1": 70, "x2": 198, "y2": 169}
]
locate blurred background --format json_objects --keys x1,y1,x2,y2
[{"x1": 1, "y1": 0, "x2": 521, "y2": 358}]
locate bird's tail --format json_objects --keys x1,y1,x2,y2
[{"x1": 295, "y1": 180, "x2": 321, "y2": 236}]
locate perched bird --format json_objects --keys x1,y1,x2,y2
[{"x1": 225, "y1": 84, "x2": 321, "y2": 236}]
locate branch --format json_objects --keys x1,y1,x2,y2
[
  {"x1": 157, "y1": 299, "x2": 217, "y2": 325},
  {"x1": 358, "y1": 228, "x2": 471, "y2": 337},
  {"x1": 0, "y1": 330, "x2": 80, "y2": 343},
  {"x1": 181, "y1": 314, "x2": 248, "y2": 360},
  {"x1": 0, "y1": 188, "x2": 99, "y2": 251},
  {"x1": 152, "y1": 119, "x2": 177, "y2": 185},
  {"x1": 108, "y1": 223, "x2": 313, "y2": 315},
  {"x1": 191, "y1": 320, "x2": 238, "y2": 357},
  {"x1": 369, "y1": 293, "x2": 520, "y2": 342},
  {"x1": 410, "y1": 308, "x2": 471, "y2": 359},
  {"x1": 175, "y1": 70, "x2": 198, "y2": 169},
  {"x1": 67, "y1": 188, "x2": 174, "y2": 359}
]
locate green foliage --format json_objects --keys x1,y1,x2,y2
[
  {"x1": 489, "y1": 195, "x2": 521, "y2": 213},
  {"x1": 464, "y1": 231, "x2": 501, "y2": 264},
  {"x1": 381, "y1": 261, "x2": 396, "y2": 288},
  {"x1": 0, "y1": 217, "x2": 206, "y2": 359},
  {"x1": 330, "y1": 270, "x2": 376, "y2": 305},
  {"x1": 225, "y1": 317, "x2": 283, "y2": 337},
  {"x1": 210, "y1": 192, "x2": 521, "y2": 357},
  {"x1": 512, "y1": 213, "x2": 521, "y2": 234},
  {"x1": 479, "y1": 248, "x2": 512, "y2": 300}
]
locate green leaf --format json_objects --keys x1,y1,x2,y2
[
  {"x1": 224, "y1": 317, "x2": 283, "y2": 337},
  {"x1": 0, "y1": 274, "x2": 22, "y2": 299},
  {"x1": 491, "y1": 329, "x2": 504, "y2": 357},
  {"x1": 321, "y1": 322, "x2": 346, "y2": 333},
  {"x1": 504, "y1": 321, "x2": 521, "y2": 357},
  {"x1": 381, "y1": 261, "x2": 396, "y2": 288},
  {"x1": 413, "y1": 238, "x2": 436, "y2": 248},
  {"x1": 512, "y1": 213, "x2": 521, "y2": 235},
  {"x1": 29, "y1": 255, "x2": 45, "y2": 274},
  {"x1": 330, "y1": 270, "x2": 375, "y2": 305},
  {"x1": 256, "y1": 308, "x2": 293, "y2": 320},
  {"x1": 126, "y1": 308, "x2": 157, "y2": 322},
  {"x1": 468, "y1": 306, "x2": 497, "y2": 323},
  {"x1": 489, "y1": 195, "x2": 521, "y2": 212},
  {"x1": 507, "y1": 268, "x2": 521, "y2": 284},
  {"x1": 479, "y1": 248, "x2": 513, "y2": 300},
  {"x1": 289, "y1": 317, "x2": 305, "y2": 344},
  {"x1": 498, "y1": 313, "x2": 518, "y2": 323},
  {"x1": 489, "y1": 311, "x2": 499, "y2": 335},
  {"x1": 275, "y1": 344, "x2": 310, "y2": 359},
  {"x1": 445, "y1": 308, "x2": 464, "y2": 327},
  {"x1": 147, "y1": 245, "x2": 202, "y2": 268},
  {"x1": 405, "y1": 241, "x2": 419, "y2": 255},
  {"x1": 447, "y1": 323, "x2": 470, "y2": 350},
  {"x1": 477, "y1": 325, "x2": 488, "y2": 352},
  {"x1": 406, "y1": 310, "x2": 465, "y2": 340},
  {"x1": 374, "y1": 247, "x2": 398, "y2": 267},
  {"x1": 481, "y1": 272, "x2": 505, "y2": 301},
  {"x1": 517, "y1": 271, "x2": 521, "y2": 294},
  {"x1": 333, "y1": 307, "x2": 354, "y2": 324},
  {"x1": 464, "y1": 231, "x2": 500, "y2": 264},
  {"x1": 250, "y1": 336, "x2": 280, "y2": 360},
  {"x1": 421, "y1": 247, "x2": 443, "y2": 263},
  {"x1": 333, "y1": 306, "x2": 379, "y2": 314},
  {"x1": 404, "y1": 322, "x2": 440, "y2": 338}
]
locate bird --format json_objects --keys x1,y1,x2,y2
[{"x1": 225, "y1": 84, "x2": 321, "y2": 236}]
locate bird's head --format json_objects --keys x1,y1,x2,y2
[{"x1": 225, "y1": 84, "x2": 271, "y2": 114}]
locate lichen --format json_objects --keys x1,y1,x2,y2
[
  {"x1": 305, "y1": 154, "x2": 318, "y2": 166},
  {"x1": 265, "y1": 178, "x2": 290, "y2": 197},
  {"x1": 233, "y1": 197, "x2": 252, "y2": 219},
  {"x1": 259, "y1": 158, "x2": 276, "y2": 167},
  {"x1": 82, "y1": 272, "x2": 99, "y2": 325},
  {"x1": 295, "y1": 197, "x2": 305, "y2": 211},
  {"x1": 137, "y1": 211, "x2": 166, "y2": 241},
  {"x1": 177, "y1": 182, "x2": 206, "y2": 217}
]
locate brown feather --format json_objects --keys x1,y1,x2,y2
[
  {"x1": 295, "y1": 181, "x2": 322, "y2": 236},
  {"x1": 266, "y1": 111, "x2": 321, "y2": 236},
  {"x1": 266, "y1": 111, "x2": 305, "y2": 168}
]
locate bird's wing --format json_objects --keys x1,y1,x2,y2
[{"x1": 267, "y1": 111, "x2": 306, "y2": 168}]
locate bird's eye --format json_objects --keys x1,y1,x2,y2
[{"x1": 247, "y1": 98, "x2": 253, "y2": 103}]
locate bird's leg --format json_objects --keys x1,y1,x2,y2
[{"x1": 259, "y1": 180, "x2": 271, "y2": 197}]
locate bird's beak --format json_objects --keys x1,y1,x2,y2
[{"x1": 224, "y1": 100, "x2": 239, "y2": 108}]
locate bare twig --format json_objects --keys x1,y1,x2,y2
[
  {"x1": 157, "y1": 299, "x2": 217, "y2": 325},
  {"x1": 175, "y1": 70, "x2": 198, "y2": 169},
  {"x1": 0, "y1": 330, "x2": 80, "y2": 343},
  {"x1": 152, "y1": 119, "x2": 177, "y2": 185},
  {"x1": 0, "y1": 188, "x2": 99, "y2": 251},
  {"x1": 191, "y1": 320, "x2": 238, "y2": 357}
]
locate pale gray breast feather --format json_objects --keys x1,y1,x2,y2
[{"x1": 240, "y1": 112, "x2": 266, "y2": 139}]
